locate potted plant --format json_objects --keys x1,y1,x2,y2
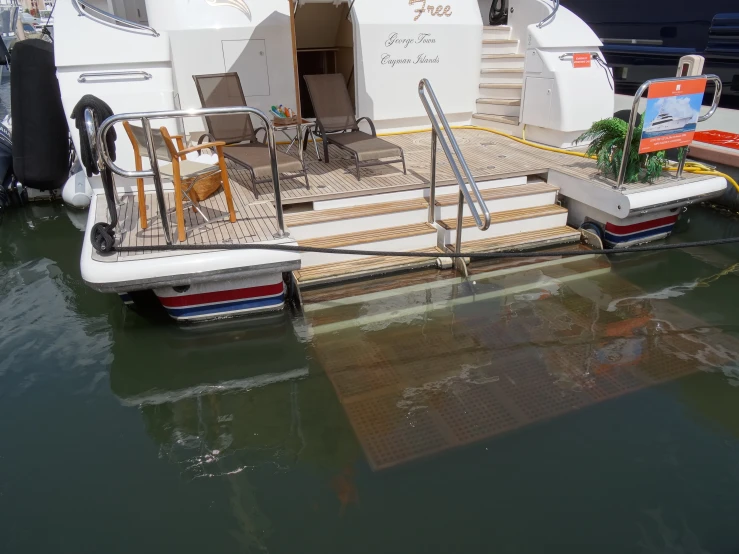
[{"x1": 575, "y1": 117, "x2": 667, "y2": 183}]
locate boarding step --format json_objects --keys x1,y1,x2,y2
[
  {"x1": 472, "y1": 113, "x2": 520, "y2": 127},
  {"x1": 285, "y1": 197, "x2": 429, "y2": 240},
  {"x1": 480, "y1": 68, "x2": 524, "y2": 84},
  {"x1": 476, "y1": 97, "x2": 521, "y2": 117},
  {"x1": 481, "y1": 53, "x2": 525, "y2": 69},
  {"x1": 446, "y1": 226, "x2": 582, "y2": 257},
  {"x1": 299, "y1": 222, "x2": 437, "y2": 267},
  {"x1": 294, "y1": 247, "x2": 441, "y2": 287},
  {"x1": 479, "y1": 83, "x2": 523, "y2": 98},
  {"x1": 312, "y1": 175, "x2": 530, "y2": 211},
  {"x1": 437, "y1": 205, "x2": 569, "y2": 242},
  {"x1": 434, "y1": 182, "x2": 559, "y2": 219},
  {"x1": 483, "y1": 25, "x2": 512, "y2": 39},
  {"x1": 482, "y1": 39, "x2": 519, "y2": 54}
]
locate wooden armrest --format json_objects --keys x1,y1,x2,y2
[{"x1": 177, "y1": 141, "x2": 226, "y2": 156}]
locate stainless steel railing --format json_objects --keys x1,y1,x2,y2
[
  {"x1": 537, "y1": 0, "x2": 559, "y2": 28},
  {"x1": 97, "y1": 106, "x2": 287, "y2": 245},
  {"x1": 616, "y1": 74, "x2": 722, "y2": 188},
  {"x1": 78, "y1": 71, "x2": 153, "y2": 83},
  {"x1": 418, "y1": 79, "x2": 490, "y2": 273},
  {"x1": 72, "y1": 0, "x2": 160, "y2": 37}
]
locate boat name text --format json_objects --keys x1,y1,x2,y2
[
  {"x1": 408, "y1": 0, "x2": 452, "y2": 21},
  {"x1": 385, "y1": 32, "x2": 437, "y2": 48}
]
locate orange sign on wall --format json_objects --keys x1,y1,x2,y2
[
  {"x1": 639, "y1": 78, "x2": 707, "y2": 154},
  {"x1": 572, "y1": 53, "x2": 591, "y2": 68}
]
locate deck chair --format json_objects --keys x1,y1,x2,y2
[
  {"x1": 303, "y1": 73, "x2": 406, "y2": 181},
  {"x1": 192, "y1": 72, "x2": 309, "y2": 199},
  {"x1": 122, "y1": 121, "x2": 236, "y2": 242}
]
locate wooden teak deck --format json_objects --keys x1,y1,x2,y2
[{"x1": 96, "y1": 129, "x2": 718, "y2": 263}]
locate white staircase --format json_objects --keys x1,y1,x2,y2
[
  {"x1": 288, "y1": 176, "x2": 580, "y2": 287},
  {"x1": 473, "y1": 26, "x2": 524, "y2": 130}
]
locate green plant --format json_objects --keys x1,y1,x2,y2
[{"x1": 575, "y1": 117, "x2": 667, "y2": 183}]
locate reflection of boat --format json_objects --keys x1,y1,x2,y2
[
  {"x1": 644, "y1": 112, "x2": 693, "y2": 133},
  {"x1": 108, "y1": 311, "x2": 361, "y2": 479}
]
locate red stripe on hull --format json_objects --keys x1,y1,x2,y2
[
  {"x1": 158, "y1": 283, "x2": 285, "y2": 308},
  {"x1": 605, "y1": 215, "x2": 678, "y2": 235}
]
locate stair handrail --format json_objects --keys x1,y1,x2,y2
[
  {"x1": 418, "y1": 79, "x2": 491, "y2": 235},
  {"x1": 97, "y1": 106, "x2": 286, "y2": 245},
  {"x1": 72, "y1": 0, "x2": 160, "y2": 37},
  {"x1": 537, "y1": 0, "x2": 559, "y2": 28}
]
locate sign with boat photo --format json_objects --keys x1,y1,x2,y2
[{"x1": 639, "y1": 78, "x2": 707, "y2": 154}]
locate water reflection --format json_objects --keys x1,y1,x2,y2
[
  {"x1": 108, "y1": 311, "x2": 364, "y2": 548},
  {"x1": 303, "y1": 256, "x2": 739, "y2": 470}
]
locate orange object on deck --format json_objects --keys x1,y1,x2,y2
[{"x1": 693, "y1": 130, "x2": 739, "y2": 151}]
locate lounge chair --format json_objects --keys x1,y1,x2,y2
[
  {"x1": 122, "y1": 121, "x2": 236, "y2": 242},
  {"x1": 192, "y1": 72, "x2": 309, "y2": 199},
  {"x1": 303, "y1": 73, "x2": 406, "y2": 181}
]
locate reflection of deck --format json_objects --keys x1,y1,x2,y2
[
  {"x1": 306, "y1": 258, "x2": 739, "y2": 470},
  {"x1": 96, "y1": 129, "x2": 718, "y2": 263}
]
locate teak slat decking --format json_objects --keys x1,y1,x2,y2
[{"x1": 93, "y1": 129, "x2": 717, "y2": 263}]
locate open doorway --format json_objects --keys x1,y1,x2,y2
[{"x1": 294, "y1": 2, "x2": 354, "y2": 118}]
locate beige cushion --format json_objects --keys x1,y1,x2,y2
[
  {"x1": 327, "y1": 131, "x2": 402, "y2": 162},
  {"x1": 159, "y1": 159, "x2": 217, "y2": 177}
]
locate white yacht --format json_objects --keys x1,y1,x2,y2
[
  {"x1": 644, "y1": 112, "x2": 694, "y2": 133},
  {"x1": 41, "y1": 0, "x2": 727, "y2": 321}
]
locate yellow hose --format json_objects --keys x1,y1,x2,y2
[{"x1": 378, "y1": 124, "x2": 739, "y2": 194}]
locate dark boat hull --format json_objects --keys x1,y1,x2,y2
[{"x1": 560, "y1": 1, "x2": 739, "y2": 109}]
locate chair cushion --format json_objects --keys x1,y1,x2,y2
[
  {"x1": 224, "y1": 144, "x2": 304, "y2": 179},
  {"x1": 159, "y1": 159, "x2": 217, "y2": 177},
  {"x1": 327, "y1": 131, "x2": 402, "y2": 162}
]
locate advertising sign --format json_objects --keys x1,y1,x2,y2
[{"x1": 639, "y1": 78, "x2": 707, "y2": 154}]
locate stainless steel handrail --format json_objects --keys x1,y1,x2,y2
[
  {"x1": 72, "y1": 0, "x2": 160, "y2": 37},
  {"x1": 537, "y1": 0, "x2": 559, "y2": 28},
  {"x1": 616, "y1": 74, "x2": 722, "y2": 187},
  {"x1": 97, "y1": 106, "x2": 287, "y2": 245},
  {"x1": 84, "y1": 109, "x2": 103, "y2": 173},
  {"x1": 78, "y1": 71, "x2": 153, "y2": 83},
  {"x1": 418, "y1": 79, "x2": 490, "y2": 273}
]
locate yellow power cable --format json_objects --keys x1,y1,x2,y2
[
  {"x1": 377, "y1": 124, "x2": 739, "y2": 193},
  {"x1": 279, "y1": 123, "x2": 738, "y2": 193}
]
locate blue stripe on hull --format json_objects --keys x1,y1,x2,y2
[
  {"x1": 165, "y1": 294, "x2": 285, "y2": 319},
  {"x1": 604, "y1": 224, "x2": 675, "y2": 245}
]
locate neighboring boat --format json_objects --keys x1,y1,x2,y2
[
  {"x1": 644, "y1": 112, "x2": 694, "y2": 133},
  {"x1": 43, "y1": 0, "x2": 727, "y2": 321},
  {"x1": 558, "y1": 0, "x2": 739, "y2": 110}
]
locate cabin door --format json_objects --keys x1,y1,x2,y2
[{"x1": 291, "y1": 0, "x2": 355, "y2": 118}]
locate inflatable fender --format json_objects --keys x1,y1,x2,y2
[
  {"x1": 10, "y1": 39, "x2": 69, "y2": 191},
  {"x1": 61, "y1": 168, "x2": 92, "y2": 209}
]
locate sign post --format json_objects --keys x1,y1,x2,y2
[{"x1": 615, "y1": 75, "x2": 722, "y2": 189}]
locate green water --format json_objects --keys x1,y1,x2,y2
[{"x1": 2, "y1": 201, "x2": 739, "y2": 554}]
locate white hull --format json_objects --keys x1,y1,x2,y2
[{"x1": 50, "y1": 0, "x2": 727, "y2": 321}]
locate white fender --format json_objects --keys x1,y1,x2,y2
[{"x1": 61, "y1": 169, "x2": 92, "y2": 209}]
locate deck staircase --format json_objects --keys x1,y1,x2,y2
[
  {"x1": 473, "y1": 25, "x2": 524, "y2": 130},
  {"x1": 289, "y1": 176, "x2": 581, "y2": 288}
]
